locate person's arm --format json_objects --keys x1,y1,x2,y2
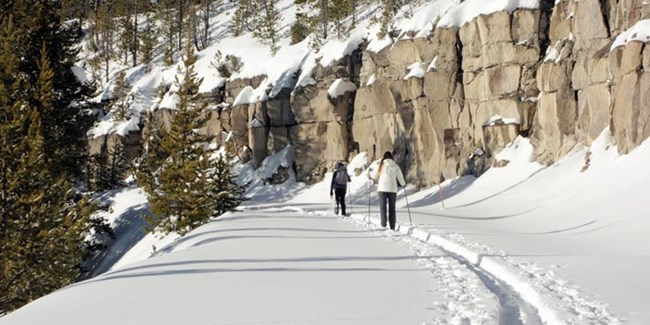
[
  {"x1": 330, "y1": 172, "x2": 336, "y2": 196},
  {"x1": 369, "y1": 167, "x2": 378, "y2": 182},
  {"x1": 397, "y1": 167, "x2": 406, "y2": 188}
]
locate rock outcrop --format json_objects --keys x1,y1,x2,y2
[{"x1": 97, "y1": 0, "x2": 650, "y2": 187}]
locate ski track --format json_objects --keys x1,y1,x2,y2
[{"x1": 252, "y1": 206, "x2": 622, "y2": 325}]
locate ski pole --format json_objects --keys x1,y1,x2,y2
[
  {"x1": 347, "y1": 180, "x2": 352, "y2": 215},
  {"x1": 438, "y1": 183, "x2": 446, "y2": 210},
  {"x1": 367, "y1": 173, "x2": 371, "y2": 219},
  {"x1": 402, "y1": 185, "x2": 413, "y2": 226}
]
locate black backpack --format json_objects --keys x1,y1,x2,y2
[{"x1": 335, "y1": 170, "x2": 348, "y2": 186}]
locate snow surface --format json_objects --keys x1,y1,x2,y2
[
  {"x1": 84, "y1": 0, "x2": 471, "y2": 138},
  {"x1": 483, "y1": 114, "x2": 520, "y2": 127},
  {"x1": 438, "y1": 0, "x2": 539, "y2": 28},
  {"x1": 404, "y1": 62, "x2": 427, "y2": 80},
  {"x1": 10, "y1": 0, "x2": 650, "y2": 324},
  {"x1": 327, "y1": 78, "x2": 357, "y2": 98},
  {"x1": 7, "y1": 130, "x2": 650, "y2": 324},
  {"x1": 611, "y1": 19, "x2": 650, "y2": 50}
]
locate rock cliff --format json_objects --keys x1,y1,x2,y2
[{"x1": 95, "y1": 0, "x2": 650, "y2": 187}]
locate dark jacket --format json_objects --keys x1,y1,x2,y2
[{"x1": 330, "y1": 165, "x2": 351, "y2": 193}]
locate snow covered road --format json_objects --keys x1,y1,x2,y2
[{"x1": 3, "y1": 209, "x2": 484, "y2": 325}]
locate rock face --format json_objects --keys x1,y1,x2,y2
[{"x1": 98, "y1": 0, "x2": 650, "y2": 187}]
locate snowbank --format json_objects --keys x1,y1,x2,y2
[{"x1": 611, "y1": 19, "x2": 650, "y2": 50}]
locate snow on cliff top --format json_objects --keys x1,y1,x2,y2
[
  {"x1": 87, "y1": 0, "x2": 545, "y2": 138},
  {"x1": 327, "y1": 78, "x2": 357, "y2": 98},
  {"x1": 438, "y1": 0, "x2": 539, "y2": 28},
  {"x1": 611, "y1": 19, "x2": 650, "y2": 51}
]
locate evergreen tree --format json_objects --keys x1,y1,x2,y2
[
  {"x1": 118, "y1": 12, "x2": 135, "y2": 65},
  {"x1": 230, "y1": 0, "x2": 259, "y2": 36},
  {"x1": 89, "y1": 140, "x2": 110, "y2": 191},
  {"x1": 156, "y1": 0, "x2": 176, "y2": 65},
  {"x1": 92, "y1": 1, "x2": 116, "y2": 82},
  {"x1": 294, "y1": 0, "x2": 330, "y2": 41},
  {"x1": 290, "y1": 12, "x2": 310, "y2": 45},
  {"x1": 15, "y1": 0, "x2": 97, "y2": 179},
  {"x1": 89, "y1": 138, "x2": 128, "y2": 192},
  {"x1": 139, "y1": 15, "x2": 158, "y2": 65},
  {"x1": 112, "y1": 70, "x2": 130, "y2": 120},
  {"x1": 198, "y1": 0, "x2": 221, "y2": 49},
  {"x1": 0, "y1": 42, "x2": 96, "y2": 313},
  {"x1": 0, "y1": 1, "x2": 101, "y2": 312},
  {"x1": 205, "y1": 153, "x2": 247, "y2": 216},
  {"x1": 376, "y1": 0, "x2": 400, "y2": 39},
  {"x1": 138, "y1": 43, "x2": 246, "y2": 236},
  {"x1": 253, "y1": 0, "x2": 282, "y2": 54},
  {"x1": 106, "y1": 140, "x2": 130, "y2": 189}
]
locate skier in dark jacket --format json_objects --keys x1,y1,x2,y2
[{"x1": 330, "y1": 162, "x2": 351, "y2": 216}]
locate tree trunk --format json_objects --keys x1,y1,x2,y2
[
  {"x1": 132, "y1": 0, "x2": 138, "y2": 67},
  {"x1": 1, "y1": 159, "x2": 7, "y2": 235},
  {"x1": 192, "y1": 0, "x2": 199, "y2": 50},
  {"x1": 203, "y1": 0, "x2": 210, "y2": 48},
  {"x1": 321, "y1": 0, "x2": 328, "y2": 39},
  {"x1": 178, "y1": 0, "x2": 183, "y2": 51}
]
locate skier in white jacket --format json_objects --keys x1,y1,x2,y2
[{"x1": 371, "y1": 151, "x2": 406, "y2": 230}]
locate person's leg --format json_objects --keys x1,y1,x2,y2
[
  {"x1": 339, "y1": 188, "x2": 347, "y2": 216},
  {"x1": 378, "y1": 192, "x2": 388, "y2": 228},
  {"x1": 334, "y1": 189, "x2": 341, "y2": 214},
  {"x1": 335, "y1": 188, "x2": 346, "y2": 215},
  {"x1": 388, "y1": 192, "x2": 397, "y2": 230}
]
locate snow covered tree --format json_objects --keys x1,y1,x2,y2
[{"x1": 138, "y1": 43, "x2": 247, "y2": 236}]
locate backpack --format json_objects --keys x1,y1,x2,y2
[{"x1": 335, "y1": 170, "x2": 348, "y2": 186}]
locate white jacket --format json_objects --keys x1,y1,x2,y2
[{"x1": 371, "y1": 159, "x2": 406, "y2": 193}]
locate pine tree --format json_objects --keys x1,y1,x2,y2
[
  {"x1": 118, "y1": 12, "x2": 135, "y2": 65},
  {"x1": 290, "y1": 12, "x2": 310, "y2": 44},
  {"x1": 89, "y1": 140, "x2": 110, "y2": 191},
  {"x1": 156, "y1": 0, "x2": 176, "y2": 65},
  {"x1": 138, "y1": 42, "x2": 246, "y2": 236},
  {"x1": 139, "y1": 15, "x2": 158, "y2": 65},
  {"x1": 112, "y1": 70, "x2": 130, "y2": 120},
  {"x1": 135, "y1": 0, "x2": 157, "y2": 65},
  {"x1": 230, "y1": 0, "x2": 259, "y2": 36},
  {"x1": 294, "y1": 0, "x2": 330, "y2": 41},
  {"x1": 329, "y1": 0, "x2": 354, "y2": 38},
  {"x1": 377, "y1": 0, "x2": 399, "y2": 39},
  {"x1": 15, "y1": 0, "x2": 97, "y2": 180},
  {"x1": 198, "y1": 0, "x2": 221, "y2": 49},
  {"x1": 0, "y1": 1, "x2": 100, "y2": 312},
  {"x1": 253, "y1": 0, "x2": 282, "y2": 54},
  {"x1": 92, "y1": 2, "x2": 116, "y2": 82},
  {"x1": 205, "y1": 153, "x2": 247, "y2": 216},
  {"x1": 106, "y1": 140, "x2": 130, "y2": 189},
  {"x1": 0, "y1": 43, "x2": 96, "y2": 313}
]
